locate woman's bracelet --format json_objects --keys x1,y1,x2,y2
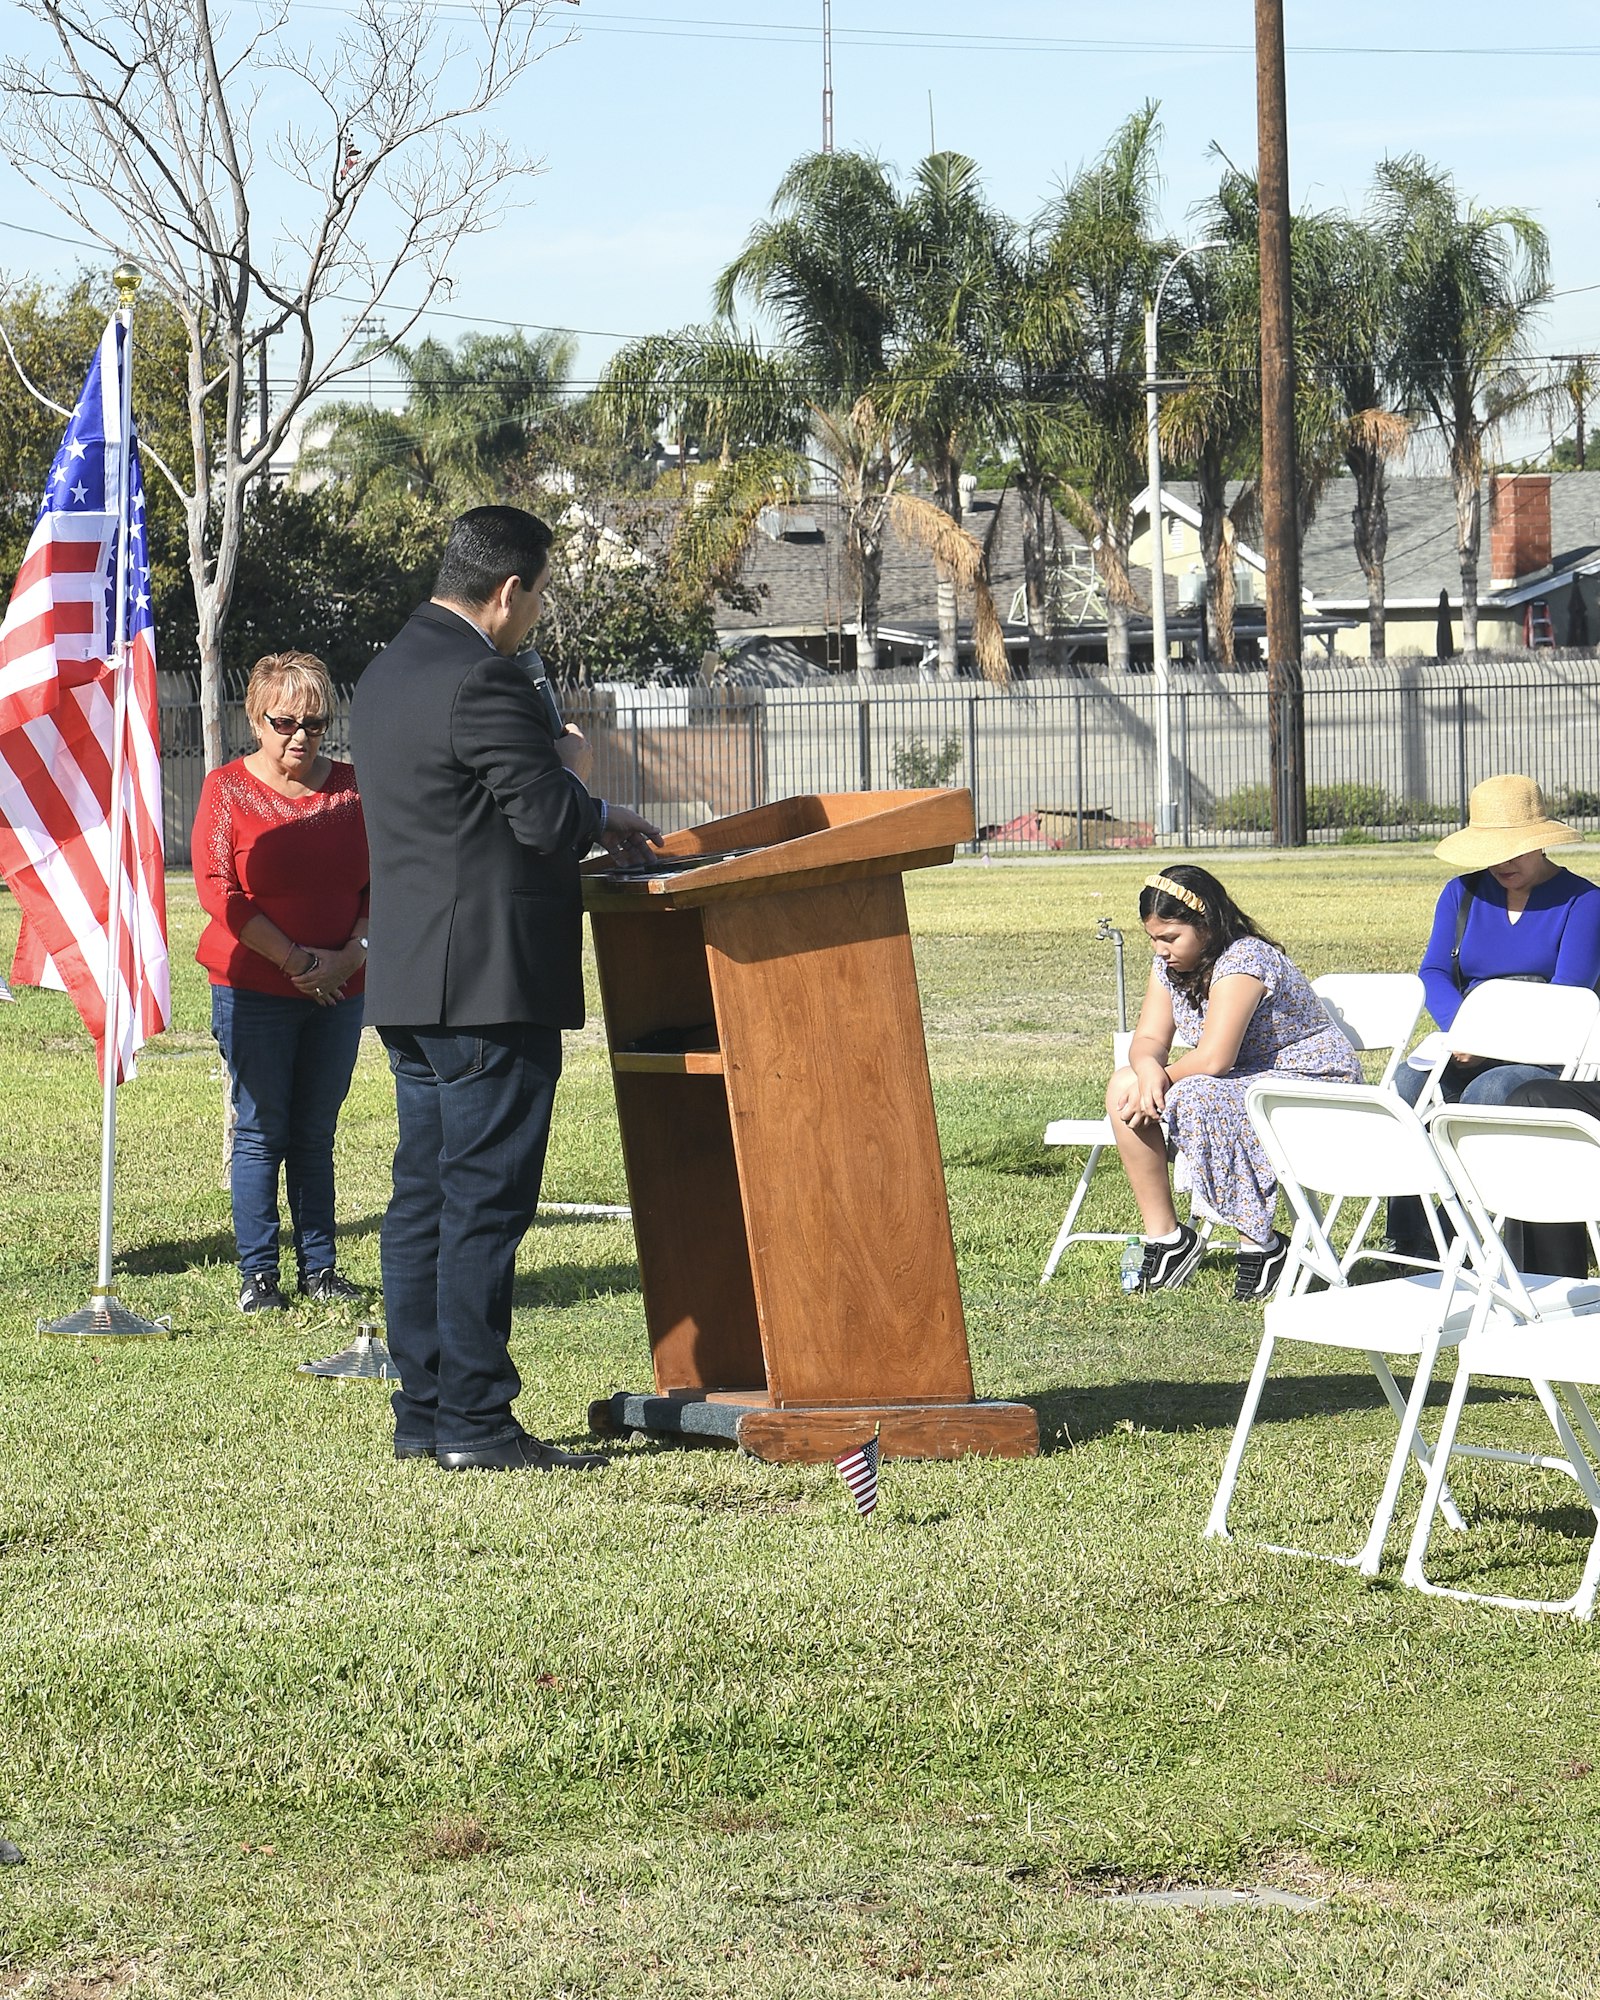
[{"x1": 279, "y1": 943, "x2": 320, "y2": 976}]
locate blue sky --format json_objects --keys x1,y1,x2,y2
[{"x1": 1, "y1": 2, "x2": 1596, "y2": 453}]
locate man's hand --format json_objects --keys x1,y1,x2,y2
[
  {"x1": 600, "y1": 804, "x2": 665, "y2": 868},
  {"x1": 554, "y1": 723, "x2": 595, "y2": 786}
]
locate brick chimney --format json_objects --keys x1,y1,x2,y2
[{"x1": 1489, "y1": 473, "x2": 1552, "y2": 587}]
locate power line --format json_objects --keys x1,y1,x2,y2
[
  {"x1": 0, "y1": 217, "x2": 106, "y2": 252},
  {"x1": 290, "y1": 2, "x2": 1600, "y2": 61}
]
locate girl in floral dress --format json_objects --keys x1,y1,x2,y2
[{"x1": 1105, "y1": 864, "x2": 1361, "y2": 1299}]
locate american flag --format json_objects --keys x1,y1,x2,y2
[
  {"x1": 0, "y1": 318, "x2": 170, "y2": 1081},
  {"x1": 834, "y1": 1433, "x2": 881, "y2": 1518}
]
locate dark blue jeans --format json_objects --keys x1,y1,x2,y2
[
  {"x1": 379, "y1": 1024, "x2": 562, "y2": 1453},
  {"x1": 212, "y1": 985, "x2": 365, "y2": 1278},
  {"x1": 1388, "y1": 1054, "x2": 1560, "y2": 1259}
]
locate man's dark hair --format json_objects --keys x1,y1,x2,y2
[{"x1": 434, "y1": 505, "x2": 554, "y2": 607}]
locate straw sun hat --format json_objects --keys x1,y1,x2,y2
[{"x1": 1434, "y1": 773, "x2": 1580, "y2": 869}]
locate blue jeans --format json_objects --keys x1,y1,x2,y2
[
  {"x1": 1392, "y1": 1054, "x2": 1559, "y2": 1114},
  {"x1": 212, "y1": 985, "x2": 365, "y2": 1278},
  {"x1": 1388, "y1": 1053, "x2": 1559, "y2": 1257},
  {"x1": 379, "y1": 1024, "x2": 562, "y2": 1453}
]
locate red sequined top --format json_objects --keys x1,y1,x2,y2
[{"x1": 193, "y1": 759, "x2": 370, "y2": 997}]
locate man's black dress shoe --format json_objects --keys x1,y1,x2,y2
[
  {"x1": 436, "y1": 1434, "x2": 606, "y2": 1473},
  {"x1": 394, "y1": 1440, "x2": 435, "y2": 1462}
]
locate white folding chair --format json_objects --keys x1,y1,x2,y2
[
  {"x1": 1409, "y1": 979, "x2": 1600, "y2": 1117},
  {"x1": 1206, "y1": 1080, "x2": 1485, "y2": 1577},
  {"x1": 1040, "y1": 1033, "x2": 1222, "y2": 1282},
  {"x1": 1308, "y1": 972, "x2": 1427, "y2": 1270},
  {"x1": 1574, "y1": 1011, "x2": 1600, "y2": 1085},
  {"x1": 1403, "y1": 1104, "x2": 1600, "y2": 1618},
  {"x1": 1310, "y1": 972, "x2": 1425, "y2": 1092},
  {"x1": 1040, "y1": 1033, "x2": 1133, "y2": 1282}
]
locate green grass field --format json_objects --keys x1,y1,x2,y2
[{"x1": 6, "y1": 849, "x2": 1600, "y2": 1999}]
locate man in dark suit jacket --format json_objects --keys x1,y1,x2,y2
[{"x1": 350, "y1": 506, "x2": 659, "y2": 1471}]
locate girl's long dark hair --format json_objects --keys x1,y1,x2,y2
[{"x1": 1138, "y1": 864, "x2": 1281, "y2": 1006}]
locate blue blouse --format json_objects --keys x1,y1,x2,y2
[{"x1": 1418, "y1": 867, "x2": 1600, "y2": 1030}]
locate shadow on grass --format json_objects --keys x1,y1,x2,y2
[
  {"x1": 117, "y1": 1228, "x2": 241, "y2": 1274},
  {"x1": 118, "y1": 1212, "x2": 389, "y2": 1275},
  {"x1": 513, "y1": 1261, "x2": 640, "y2": 1308},
  {"x1": 1026, "y1": 1371, "x2": 1524, "y2": 1453},
  {"x1": 1456, "y1": 1496, "x2": 1598, "y2": 1540}
]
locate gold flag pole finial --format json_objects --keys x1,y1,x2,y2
[{"x1": 112, "y1": 259, "x2": 143, "y2": 305}]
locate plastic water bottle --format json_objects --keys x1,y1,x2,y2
[{"x1": 1119, "y1": 1235, "x2": 1144, "y2": 1294}]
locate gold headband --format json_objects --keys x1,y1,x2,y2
[{"x1": 1143, "y1": 873, "x2": 1207, "y2": 916}]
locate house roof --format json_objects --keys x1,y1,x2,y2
[
  {"x1": 1146, "y1": 472, "x2": 1600, "y2": 612},
  {"x1": 716, "y1": 485, "x2": 1174, "y2": 636},
  {"x1": 1305, "y1": 473, "x2": 1600, "y2": 609}
]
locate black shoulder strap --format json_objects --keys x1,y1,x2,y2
[{"x1": 1451, "y1": 872, "x2": 1479, "y2": 993}]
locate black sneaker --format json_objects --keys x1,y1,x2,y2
[
  {"x1": 301, "y1": 1268, "x2": 364, "y2": 1304},
  {"x1": 1234, "y1": 1233, "x2": 1289, "y2": 1301},
  {"x1": 239, "y1": 1271, "x2": 289, "y2": 1314},
  {"x1": 1136, "y1": 1223, "x2": 1205, "y2": 1293}
]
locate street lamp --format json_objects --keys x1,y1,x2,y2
[{"x1": 1144, "y1": 240, "x2": 1223, "y2": 840}]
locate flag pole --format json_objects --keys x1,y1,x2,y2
[{"x1": 43, "y1": 259, "x2": 169, "y2": 1339}]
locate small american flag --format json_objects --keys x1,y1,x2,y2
[
  {"x1": 834, "y1": 1432, "x2": 880, "y2": 1518},
  {"x1": 0, "y1": 317, "x2": 169, "y2": 1080}
]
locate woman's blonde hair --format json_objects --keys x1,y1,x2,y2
[{"x1": 244, "y1": 650, "x2": 334, "y2": 732}]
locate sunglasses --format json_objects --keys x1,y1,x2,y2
[{"x1": 263, "y1": 713, "x2": 328, "y2": 737}]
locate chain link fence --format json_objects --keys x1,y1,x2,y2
[{"x1": 158, "y1": 653, "x2": 1600, "y2": 866}]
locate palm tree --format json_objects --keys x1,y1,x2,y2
[
  {"x1": 884, "y1": 151, "x2": 1010, "y2": 678},
  {"x1": 1310, "y1": 209, "x2": 1410, "y2": 658},
  {"x1": 716, "y1": 151, "x2": 904, "y2": 671},
  {"x1": 596, "y1": 323, "x2": 807, "y2": 492},
  {"x1": 1377, "y1": 155, "x2": 1551, "y2": 653},
  {"x1": 1158, "y1": 256, "x2": 1257, "y2": 666},
  {"x1": 891, "y1": 490, "x2": 1009, "y2": 682},
  {"x1": 1036, "y1": 103, "x2": 1171, "y2": 672},
  {"x1": 1162, "y1": 165, "x2": 1348, "y2": 666},
  {"x1": 303, "y1": 330, "x2": 575, "y2": 508},
  {"x1": 805, "y1": 394, "x2": 913, "y2": 675},
  {"x1": 989, "y1": 225, "x2": 1080, "y2": 672},
  {"x1": 715, "y1": 151, "x2": 901, "y2": 401}
]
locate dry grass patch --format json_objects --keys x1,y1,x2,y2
[
  {"x1": 408, "y1": 1815, "x2": 499, "y2": 1866},
  {"x1": 1, "y1": 1967, "x2": 146, "y2": 2000}
]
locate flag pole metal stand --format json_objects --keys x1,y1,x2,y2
[
  {"x1": 41, "y1": 1295, "x2": 172, "y2": 1338},
  {"x1": 299, "y1": 1320, "x2": 400, "y2": 1381},
  {"x1": 42, "y1": 258, "x2": 169, "y2": 1341}
]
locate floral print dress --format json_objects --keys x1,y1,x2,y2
[{"x1": 1155, "y1": 936, "x2": 1361, "y2": 1242}]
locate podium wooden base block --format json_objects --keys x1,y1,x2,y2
[{"x1": 589, "y1": 1390, "x2": 1039, "y2": 1464}]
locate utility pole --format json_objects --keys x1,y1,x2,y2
[
  {"x1": 822, "y1": 0, "x2": 834, "y2": 154},
  {"x1": 1255, "y1": 0, "x2": 1305, "y2": 846}
]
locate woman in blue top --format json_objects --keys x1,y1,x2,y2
[{"x1": 1388, "y1": 773, "x2": 1600, "y2": 1255}]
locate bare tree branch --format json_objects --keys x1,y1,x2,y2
[
  {"x1": 0, "y1": 0, "x2": 568, "y2": 764},
  {"x1": 0, "y1": 319, "x2": 73, "y2": 418}
]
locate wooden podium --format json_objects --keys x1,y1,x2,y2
[{"x1": 582, "y1": 788, "x2": 1038, "y2": 1464}]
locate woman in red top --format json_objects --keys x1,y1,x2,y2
[{"x1": 194, "y1": 651, "x2": 370, "y2": 1313}]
